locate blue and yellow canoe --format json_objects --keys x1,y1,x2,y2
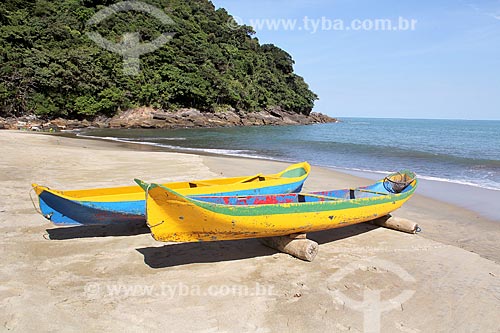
[
  {"x1": 136, "y1": 170, "x2": 417, "y2": 242},
  {"x1": 32, "y1": 162, "x2": 310, "y2": 226}
]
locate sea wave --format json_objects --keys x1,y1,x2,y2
[
  {"x1": 116, "y1": 137, "x2": 187, "y2": 142},
  {"x1": 291, "y1": 139, "x2": 500, "y2": 166},
  {"x1": 76, "y1": 133, "x2": 271, "y2": 160},
  {"x1": 76, "y1": 134, "x2": 186, "y2": 142},
  {"x1": 77, "y1": 132, "x2": 500, "y2": 192},
  {"x1": 327, "y1": 166, "x2": 500, "y2": 192},
  {"x1": 415, "y1": 175, "x2": 500, "y2": 192}
]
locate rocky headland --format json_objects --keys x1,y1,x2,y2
[{"x1": 0, "y1": 107, "x2": 337, "y2": 131}]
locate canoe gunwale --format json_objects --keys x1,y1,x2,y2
[
  {"x1": 154, "y1": 183, "x2": 416, "y2": 217},
  {"x1": 148, "y1": 172, "x2": 418, "y2": 218}
]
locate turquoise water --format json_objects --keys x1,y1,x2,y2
[{"x1": 80, "y1": 118, "x2": 500, "y2": 191}]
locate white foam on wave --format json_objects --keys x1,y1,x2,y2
[
  {"x1": 76, "y1": 133, "x2": 273, "y2": 160},
  {"x1": 332, "y1": 166, "x2": 395, "y2": 176},
  {"x1": 416, "y1": 175, "x2": 500, "y2": 192},
  {"x1": 77, "y1": 133, "x2": 186, "y2": 142},
  {"x1": 330, "y1": 165, "x2": 500, "y2": 192},
  {"x1": 120, "y1": 137, "x2": 187, "y2": 142}
]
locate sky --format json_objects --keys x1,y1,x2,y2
[{"x1": 211, "y1": 0, "x2": 500, "y2": 120}]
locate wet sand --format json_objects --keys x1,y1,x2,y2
[{"x1": 1, "y1": 131, "x2": 499, "y2": 332}]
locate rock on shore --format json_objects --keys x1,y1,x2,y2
[{"x1": 0, "y1": 107, "x2": 337, "y2": 131}]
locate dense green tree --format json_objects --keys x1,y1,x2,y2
[{"x1": 0, "y1": 0, "x2": 318, "y2": 118}]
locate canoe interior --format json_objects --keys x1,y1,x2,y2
[{"x1": 192, "y1": 177, "x2": 416, "y2": 206}]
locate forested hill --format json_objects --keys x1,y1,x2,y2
[{"x1": 0, "y1": 0, "x2": 319, "y2": 119}]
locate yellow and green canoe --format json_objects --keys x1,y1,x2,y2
[{"x1": 136, "y1": 170, "x2": 418, "y2": 242}]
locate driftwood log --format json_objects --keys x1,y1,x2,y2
[
  {"x1": 370, "y1": 215, "x2": 419, "y2": 234},
  {"x1": 261, "y1": 234, "x2": 319, "y2": 262},
  {"x1": 260, "y1": 216, "x2": 418, "y2": 261}
]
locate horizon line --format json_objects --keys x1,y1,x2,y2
[{"x1": 331, "y1": 115, "x2": 500, "y2": 121}]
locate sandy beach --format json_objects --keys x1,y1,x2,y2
[{"x1": 1, "y1": 130, "x2": 499, "y2": 332}]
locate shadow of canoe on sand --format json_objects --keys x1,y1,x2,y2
[
  {"x1": 45, "y1": 221, "x2": 150, "y2": 240},
  {"x1": 137, "y1": 223, "x2": 377, "y2": 269}
]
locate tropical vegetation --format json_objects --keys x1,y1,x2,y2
[{"x1": 0, "y1": 0, "x2": 318, "y2": 119}]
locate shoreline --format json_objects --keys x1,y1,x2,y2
[
  {"x1": 32, "y1": 130, "x2": 500, "y2": 261},
  {"x1": 1, "y1": 130, "x2": 499, "y2": 332},
  {"x1": 68, "y1": 129, "x2": 500, "y2": 221}
]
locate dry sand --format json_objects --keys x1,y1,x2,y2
[{"x1": 0, "y1": 131, "x2": 499, "y2": 332}]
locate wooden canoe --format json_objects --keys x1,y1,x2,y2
[
  {"x1": 32, "y1": 162, "x2": 310, "y2": 226},
  {"x1": 137, "y1": 170, "x2": 417, "y2": 242}
]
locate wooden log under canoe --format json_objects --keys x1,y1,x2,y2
[
  {"x1": 261, "y1": 234, "x2": 319, "y2": 262},
  {"x1": 370, "y1": 215, "x2": 420, "y2": 234}
]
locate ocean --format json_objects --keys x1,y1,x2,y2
[{"x1": 79, "y1": 118, "x2": 500, "y2": 192}]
